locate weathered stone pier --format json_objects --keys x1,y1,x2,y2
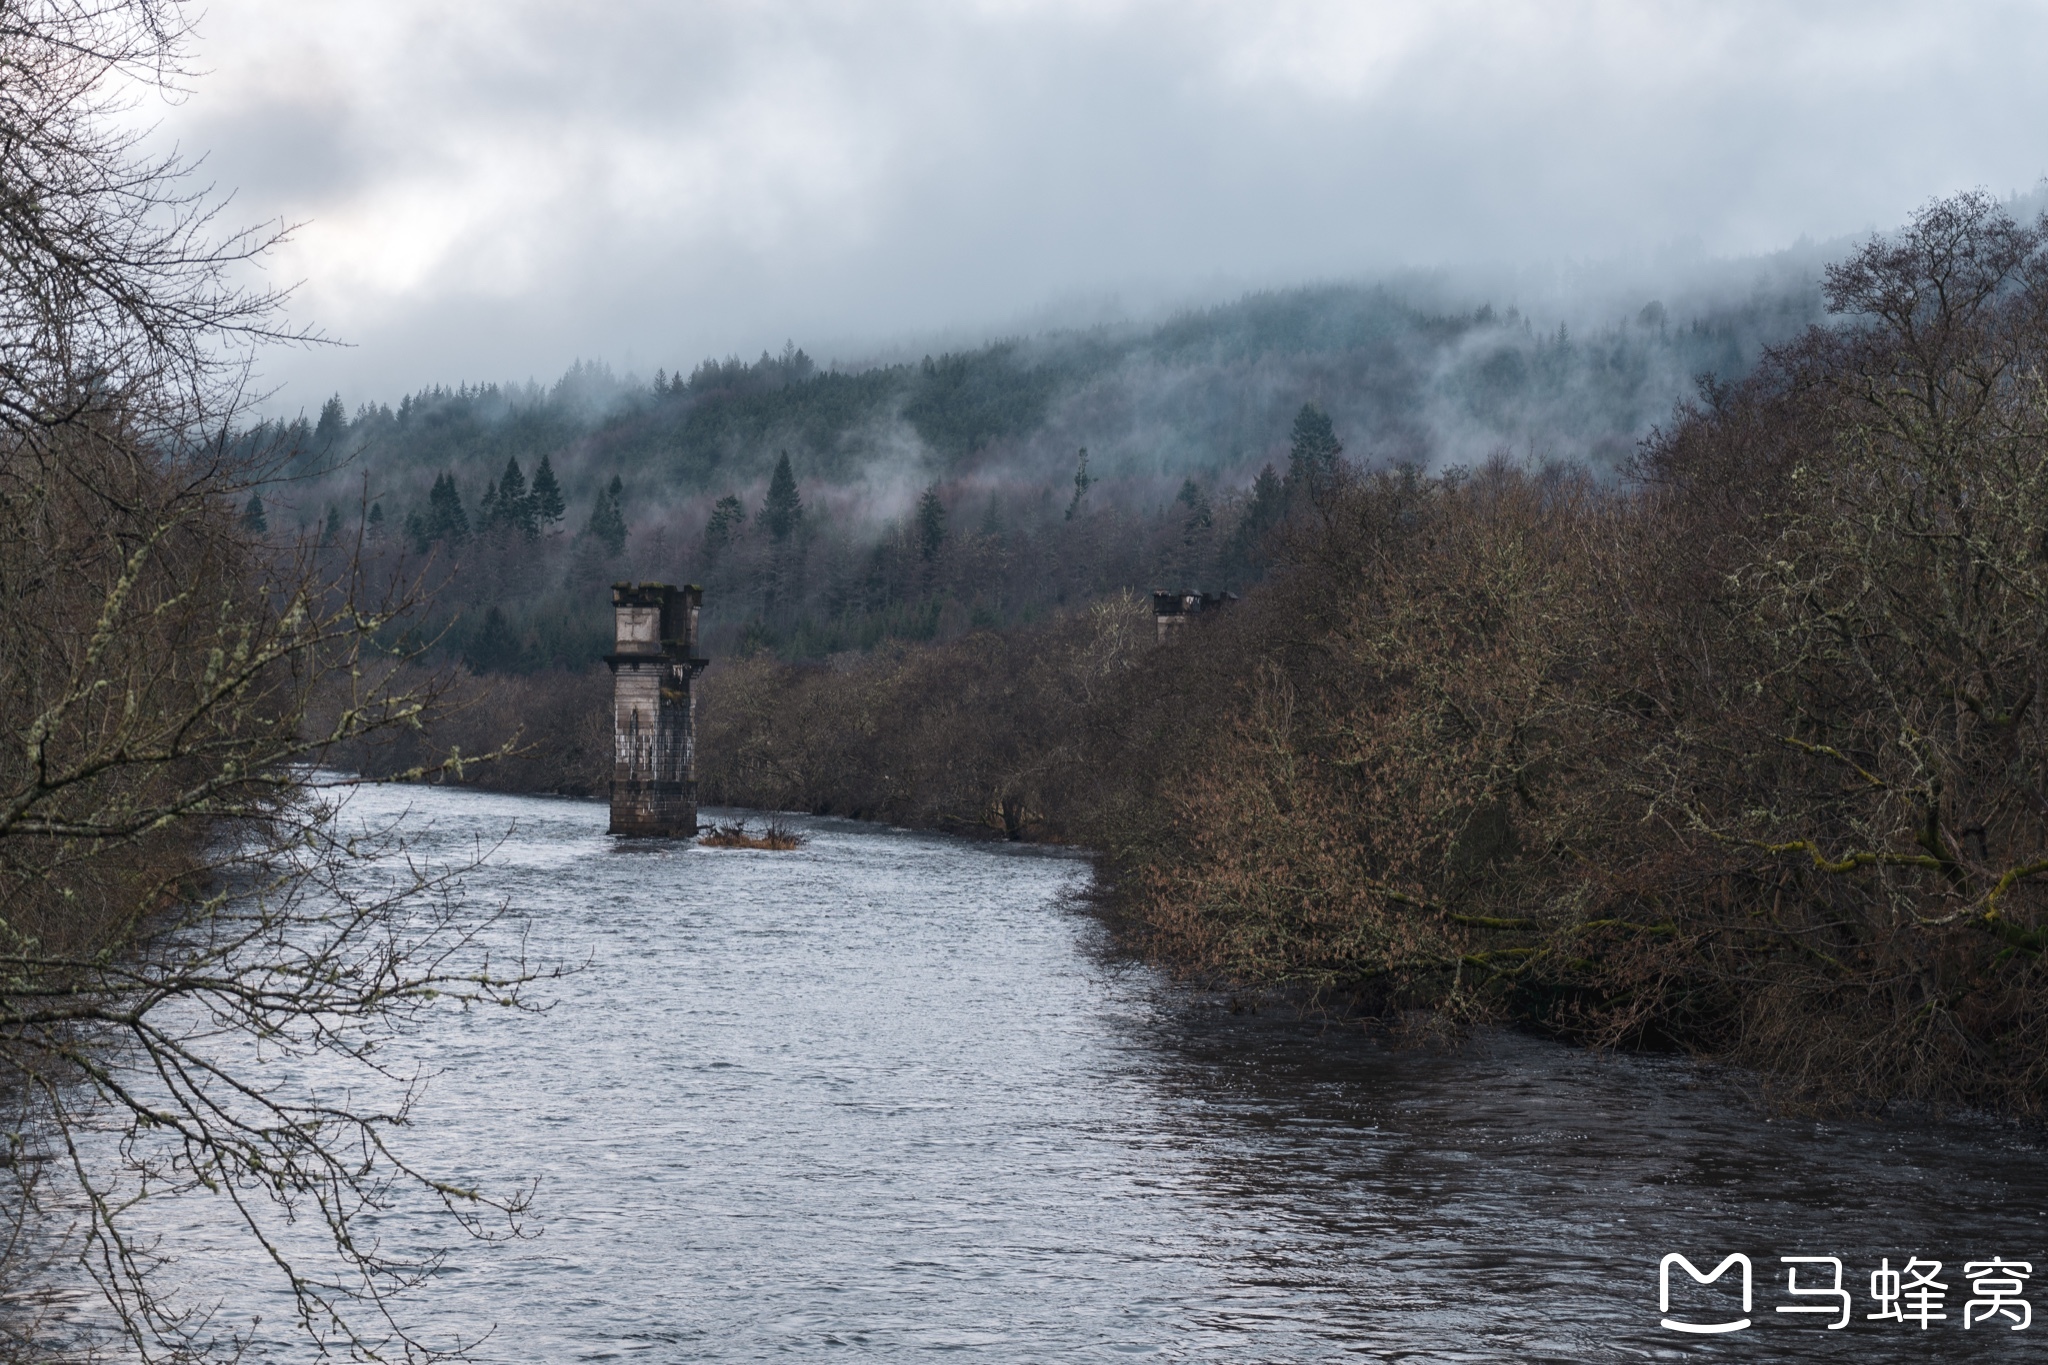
[{"x1": 606, "y1": 582, "x2": 707, "y2": 837}]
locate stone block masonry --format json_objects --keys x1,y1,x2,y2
[{"x1": 606, "y1": 582, "x2": 707, "y2": 837}]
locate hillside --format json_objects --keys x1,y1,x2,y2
[{"x1": 259, "y1": 269, "x2": 1828, "y2": 670}]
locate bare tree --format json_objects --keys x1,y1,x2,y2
[{"x1": 0, "y1": 3, "x2": 544, "y2": 1358}]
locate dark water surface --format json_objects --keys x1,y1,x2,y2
[{"x1": 114, "y1": 786, "x2": 2048, "y2": 1360}]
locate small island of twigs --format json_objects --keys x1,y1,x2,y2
[{"x1": 698, "y1": 817, "x2": 806, "y2": 850}]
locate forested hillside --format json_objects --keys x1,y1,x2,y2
[{"x1": 264, "y1": 267, "x2": 1827, "y2": 670}]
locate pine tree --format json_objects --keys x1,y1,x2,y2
[
  {"x1": 1065, "y1": 447, "x2": 1092, "y2": 521},
  {"x1": 583, "y1": 476, "x2": 627, "y2": 557},
  {"x1": 367, "y1": 502, "x2": 385, "y2": 539},
  {"x1": 322, "y1": 506, "x2": 342, "y2": 546},
  {"x1": 530, "y1": 454, "x2": 566, "y2": 526},
  {"x1": 762, "y1": 452, "x2": 802, "y2": 542},
  {"x1": 916, "y1": 484, "x2": 946, "y2": 562},
  {"x1": 284, "y1": 416, "x2": 314, "y2": 473},
  {"x1": 314, "y1": 394, "x2": 346, "y2": 448},
  {"x1": 241, "y1": 493, "x2": 266, "y2": 533},
  {"x1": 705, "y1": 494, "x2": 745, "y2": 555},
  {"x1": 496, "y1": 457, "x2": 536, "y2": 538},
  {"x1": 1224, "y1": 463, "x2": 1284, "y2": 582},
  {"x1": 1246, "y1": 463, "x2": 1283, "y2": 529},
  {"x1": 424, "y1": 473, "x2": 468, "y2": 544},
  {"x1": 1285, "y1": 403, "x2": 1343, "y2": 505},
  {"x1": 1177, "y1": 477, "x2": 1212, "y2": 542}
]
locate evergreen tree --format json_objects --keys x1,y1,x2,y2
[
  {"x1": 762, "y1": 452, "x2": 802, "y2": 542},
  {"x1": 1246, "y1": 463, "x2": 1283, "y2": 528},
  {"x1": 241, "y1": 493, "x2": 266, "y2": 533},
  {"x1": 916, "y1": 484, "x2": 946, "y2": 562},
  {"x1": 1065, "y1": 447, "x2": 1092, "y2": 521},
  {"x1": 424, "y1": 473, "x2": 468, "y2": 545},
  {"x1": 1224, "y1": 463, "x2": 1284, "y2": 583},
  {"x1": 583, "y1": 475, "x2": 627, "y2": 557},
  {"x1": 530, "y1": 454, "x2": 566, "y2": 526},
  {"x1": 1177, "y1": 477, "x2": 1212, "y2": 542},
  {"x1": 496, "y1": 456, "x2": 536, "y2": 538},
  {"x1": 322, "y1": 506, "x2": 342, "y2": 546},
  {"x1": 463, "y1": 604, "x2": 519, "y2": 675},
  {"x1": 1285, "y1": 403, "x2": 1343, "y2": 505},
  {"x1": 314, "y1": 394, "x2": 346, "y2": 448},
  {"x1": 278, "y1": 414, "x2": 318, "y2": 479},
  {"x1": 705, "y1": 494, "x2": 745, "y2": 555},
  {"x1": 367, "y1": 502, "x2": 385, "y2": 539}
]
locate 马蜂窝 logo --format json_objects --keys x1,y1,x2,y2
[
  {"x1": 1660, "y1": 1253, "x2": 1752, "y2": 1334},
  {"x1": 1657, "y1": 1253, "x2": 2032, "y2": 1334}
]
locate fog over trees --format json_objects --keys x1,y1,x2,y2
[{"x1": 257, "y1": 255, "x2": 1842, "y2": 671}]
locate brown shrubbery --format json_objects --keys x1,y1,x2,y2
[
  {"x1": 322, "y1": 661, "x2": 614, "y2": 795},
  {"x1": 695, "y1": 595, "x2": 1148, "y2": 836}
]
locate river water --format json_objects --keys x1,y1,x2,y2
[{"x1": 79, "y1": 785, "x2": 2048, "y2": 1360}]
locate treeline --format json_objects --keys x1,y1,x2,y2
[
  {"x1": 264, "y1": 281, "x2": 1809, "y2": 529},
  {"x1": 665, "y1": 194, "x2": 2048, "y2": 1114},
  {"x1": 322, "y1": 410, "x2": 1352, "y2": 785},
  {"x1": 237, "y1": 272, "x2": 1828, "y2": 677},
  {"x1": 304, "y1": 420, "x2": 1316, "y2": 672}
]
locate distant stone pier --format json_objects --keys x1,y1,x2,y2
[{"x1": 606, "y1": 582, "x2": 707, "y2": 837}]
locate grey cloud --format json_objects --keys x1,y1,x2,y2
[{"x1": 146, "y1": 0, "x2": 2048, "y2": 413}]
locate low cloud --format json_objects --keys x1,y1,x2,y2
[{"x1": 146, "y1": 0, "x2": 2048, "y2": 411}]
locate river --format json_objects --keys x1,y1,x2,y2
[{"x1": 69, "y1": 784, "x2": 2048, "y2": 1360}]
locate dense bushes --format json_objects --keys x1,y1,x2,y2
[
  {"x1": 696, "y1": 595, "x2": 1148, "y2": 836},
  {"x1": 323, "y1": 662, "x2": 614, "y2": 795}
]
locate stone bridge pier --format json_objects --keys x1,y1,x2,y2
[{"x1": 606, "y1": 582, "x2": 707, "y2": 837}]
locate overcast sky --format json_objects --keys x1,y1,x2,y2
[{"x1": 153, "y1": 0, "x2": 2048, "y2": 412}]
